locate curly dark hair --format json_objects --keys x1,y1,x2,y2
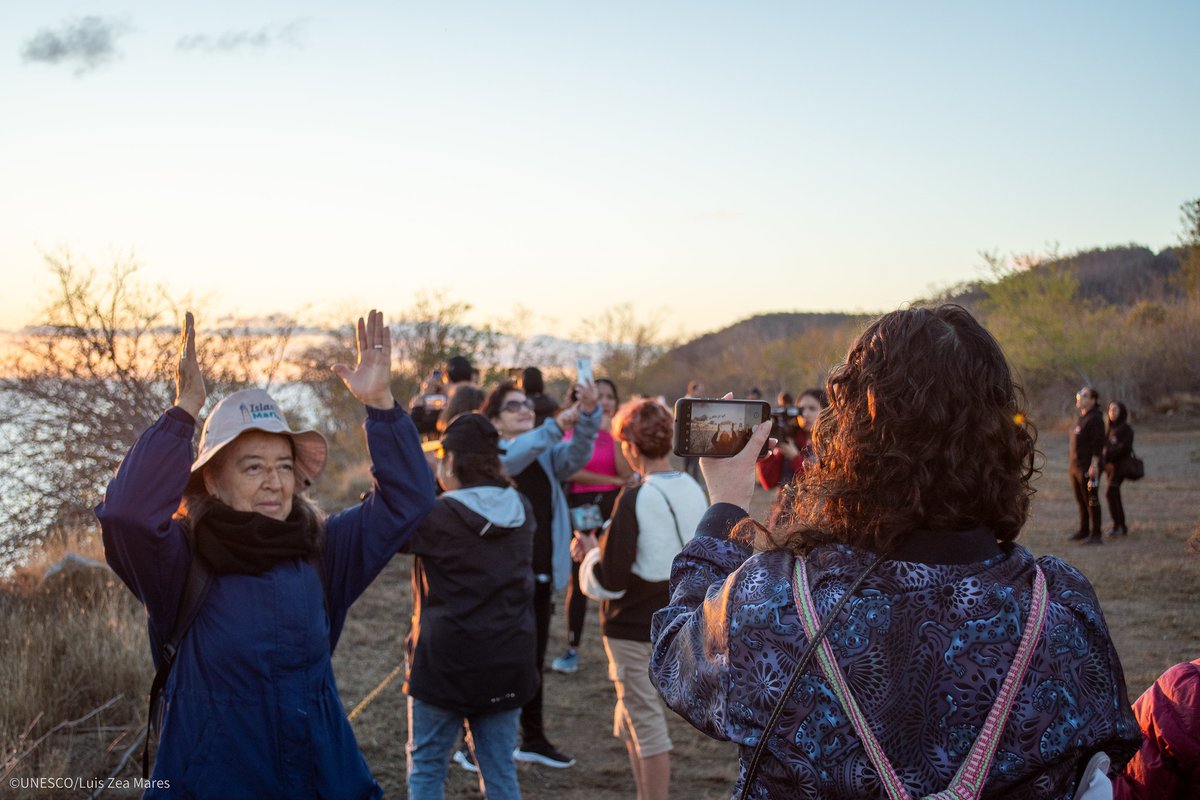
[{"x1": 753, "y1": 304, "x2": 1038, "y2": 554}]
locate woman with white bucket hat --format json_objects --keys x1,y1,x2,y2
[{"x1": 97, "y1": 309, "x2": 436, "y2": 799}]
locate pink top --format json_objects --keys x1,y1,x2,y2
[{"x1": 565, "y1": 429, "x2": 622, "y2": 494}]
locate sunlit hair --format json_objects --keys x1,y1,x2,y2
[
  {"x1": 748, "y1": 304, "x2": 1038, "y2": 554},
  {"x1": 438, "y1": 383, "x2": 486, "y2": 433},
  {"x1": 612, "y1": 399, "x2": 674, "y2": 459},
  {"x1": 481, "y1": 381, "x2": 521, "y2": 420}
]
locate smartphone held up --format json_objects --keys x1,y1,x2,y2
[{"x1": 673, "y1": 398, "x2": 770, "y2": 459}]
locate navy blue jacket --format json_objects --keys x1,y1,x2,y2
[{"x1": 98, "y1": 405, "x2": 435, "y2": 799}]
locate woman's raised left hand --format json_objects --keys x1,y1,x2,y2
[{"x1": 331, "y1": 309, "x2": 395, "y2": 409}]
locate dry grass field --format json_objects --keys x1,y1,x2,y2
[{"x1": 3, "y1": 421, "x2": 1197, "y2": 798}]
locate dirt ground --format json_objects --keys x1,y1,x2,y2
[{"x1": 334, "y1": 421, "x2": 1200, "y2": 799}]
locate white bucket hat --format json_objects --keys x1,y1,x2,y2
[{"x1": 187, "y1": 388, "x2": 328, "y2": 492}]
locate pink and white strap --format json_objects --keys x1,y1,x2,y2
[{"x1": 792, "y1": 558, "x2": 1049, "y2": 800}]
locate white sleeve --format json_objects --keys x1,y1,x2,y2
[{"x1": 578, "y1": 546, "x2": 626, "y2": 601}]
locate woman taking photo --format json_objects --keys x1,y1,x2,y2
[
  {"x1": 573, "y1": 398, "x2": 707, "y2": 800},
  {"x1": 651, "y1": 305, "x2": 1140, "y2": 799},
  {"x1": 553, "y1": 377, "x2": 635, "y2": 675},
  {"x1": 97, "y1": 310, "x2": 436, "y2": 800},
  {"x1": 482, "y1": 379, "x2": 601, "y2": 769}
]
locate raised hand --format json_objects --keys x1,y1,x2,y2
[
  {"x1": 331, "y1": 309, "x2": 395, "y2": 409},
  {"x1": 174, "y1": 311, "x2": 207, "y2": 419},
  {"x1": 700, "y1": 392, "x2": 773, "y2": 512},
  {"x1": 574, "y1": 381, "x2": 599, "y2": 414}
]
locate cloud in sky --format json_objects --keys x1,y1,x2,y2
[
  {"x1": 176, "y1": 20, "x2": 306, "y2": 55},
  {"x1": 20, "y1": 16, "x2": 132, "y2": 76}
]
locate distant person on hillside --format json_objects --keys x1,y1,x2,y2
[
  {"x1": 97, "y1": 311, "x2": 435, "y2": 799},
  {"x1": 1104, "y1": 401, "x2": 1135, "y2": 538},
  {"x1": 520, "y1": 367, "x2": 561, "y2": 427},
  {"x1": 1069, "y1": 385, "x2": 1106, "y2": 544}
]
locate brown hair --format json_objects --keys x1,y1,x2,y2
[
  {"x1": 752, "y1": 305, "x2": 1038, "y2": 554},
  {"x1": 438, "y1": 383, "x2": 486, "y2": 433},
  {"x1": 481, "y1": 381, "x2": 520, "y2": 421},
  {"x1": 613, "y1": 399, "x2": 674, "y2": 459},
  {"x1": 449, "y1": 451, "x2": 510, "y2": 488}
]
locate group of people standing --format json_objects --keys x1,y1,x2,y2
[
  {"x1": 1068, "y1": 385, "x2": 1138, "y2": 544},
  {"x1": 97, "y1": 304, "x2": 1189, "y2": 800}
]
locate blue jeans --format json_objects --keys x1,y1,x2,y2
[{"x1": 407, "y1": 697, "x2": 521, "y2": 800}]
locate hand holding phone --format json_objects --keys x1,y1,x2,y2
[
  {"x1": 673, "y1": 397, "x2": 771, "y2": 459},
  {"x1": 701, "y1": 416, "x2": 773, "y2": 512}
]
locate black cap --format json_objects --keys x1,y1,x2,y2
[
  {"x1": 441, "y1": 413, "x2": 500, "y2": 455},
  {"x1": 445, "y1": 355, "x2": 473, "y2": 383}
]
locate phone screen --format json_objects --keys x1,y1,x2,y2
[
  {"x1": 576, "y1": 357, "x2": 593, "y2": 386},
  {"x1": 673, "y1": 398, "x2": 770, "y2": 459}
]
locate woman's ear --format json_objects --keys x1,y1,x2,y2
[{"x1": 202, "y1": 467, "x2": 221, "y2": 500}]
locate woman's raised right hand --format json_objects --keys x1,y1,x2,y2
[{"x1": 174, "y1": 311, "x2": 207, "y2": 419}]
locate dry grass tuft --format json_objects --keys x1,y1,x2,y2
[{"x1": 1, "y1": 529, "x2": 152, "y2": 797}]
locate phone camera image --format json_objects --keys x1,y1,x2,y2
[{"x1": 673, "y1": 398, "x2": 770, "y2": 459}]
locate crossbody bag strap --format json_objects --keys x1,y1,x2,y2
[
  {"x1": 736, "y1": 549, "x2": 887, "y2": 800},
  {"x1": 795, "y1": 559, "x2": 1050, "y2": 800},
  {"x1": 644, "y1": 480, "x2": 685, "y2": 548}
]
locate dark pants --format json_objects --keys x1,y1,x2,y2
[
  {"x1": 520, "y1": 579, "x2": 552, "y2": 746},
  {"x1": 1070, "y1": 468, "x2": 1101, "y2": 537},
  {"x1": 1106, "y1": 478, "x2": 1127, "y2": 529}
]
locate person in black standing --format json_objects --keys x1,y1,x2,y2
[
  {"x1": 520, "y1": 367, "x2": 561, "y2": 427},
  {"x1": 1069, "y1": 385, "x2": 1106, "y2": 544},
  {"x1": 1104, "y1": 401, "x2": 1134, "y2": 538}
]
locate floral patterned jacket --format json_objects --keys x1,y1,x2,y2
[{"x1": 650, "y1": 504, "x2": 1141, "y2": 799}]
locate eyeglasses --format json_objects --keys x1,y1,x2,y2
[{"x1": 500, "y1": 399, "x2": 534, "y2": 413}]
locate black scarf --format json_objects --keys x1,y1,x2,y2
[{"x1": 194, "y1": 503, "x2": 317, "y2": 575}]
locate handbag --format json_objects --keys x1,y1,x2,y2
[{"x1": 1123, "y1": 452, "x2": 1145, "y2": 481}]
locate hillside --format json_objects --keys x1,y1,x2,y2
[{"x1": 645, "y1": 244, "x2": 1188, "y2": 401}]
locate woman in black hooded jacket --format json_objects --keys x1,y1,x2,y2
[{"x1": 1104, "y1": 401, "x2": 1134, "y2": 537}]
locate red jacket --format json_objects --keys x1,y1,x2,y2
[
  {"x1": 1114, "y1": 659, "x2": 1200, "y2": 800},
  {"x1": 755, "y1": 429, "x2": 810, "y2": 490}
]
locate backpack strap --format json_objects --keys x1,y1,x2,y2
[
  {"x1": 142, "y1": 534, "x2": 214, "y2": 779},
  {"x1": 793, "y1": 558, "x2": 1049, "y2": 800}
]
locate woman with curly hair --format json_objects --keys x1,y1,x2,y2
[{"x1": 650, "y1": 305, "x2": 1140, "y2": 799}]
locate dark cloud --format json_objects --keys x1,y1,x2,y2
[
  {"x1": 176, "y1": 19, "x2": 306, "y2": 54},
  {"x1": 21, "y1": 16, "x2": 132, "y2": 76}
]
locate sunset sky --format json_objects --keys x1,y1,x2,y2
[{"x1": 2, "y1": 1, "x2": 1197, "y2": 339}]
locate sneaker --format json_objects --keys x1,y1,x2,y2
[
  {"x1": 551, "y1": 649, "x2": 579, "y2": 674},
  {"x1": 1080, "y1": 535, "x2": 1104, "y2": 546},
  {"x1": 1108, "y1": 526, "x2": 1128, "y2": 537},
  {"x1": 453, "y1": 748, "x2": 479, "y2": 773},
  {"x1": 514, "y1": 739, "x2": 576, "y2": 768},
  {"x1": 1068, "y1": 529, "x2": 1089, "y2": 542}
]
